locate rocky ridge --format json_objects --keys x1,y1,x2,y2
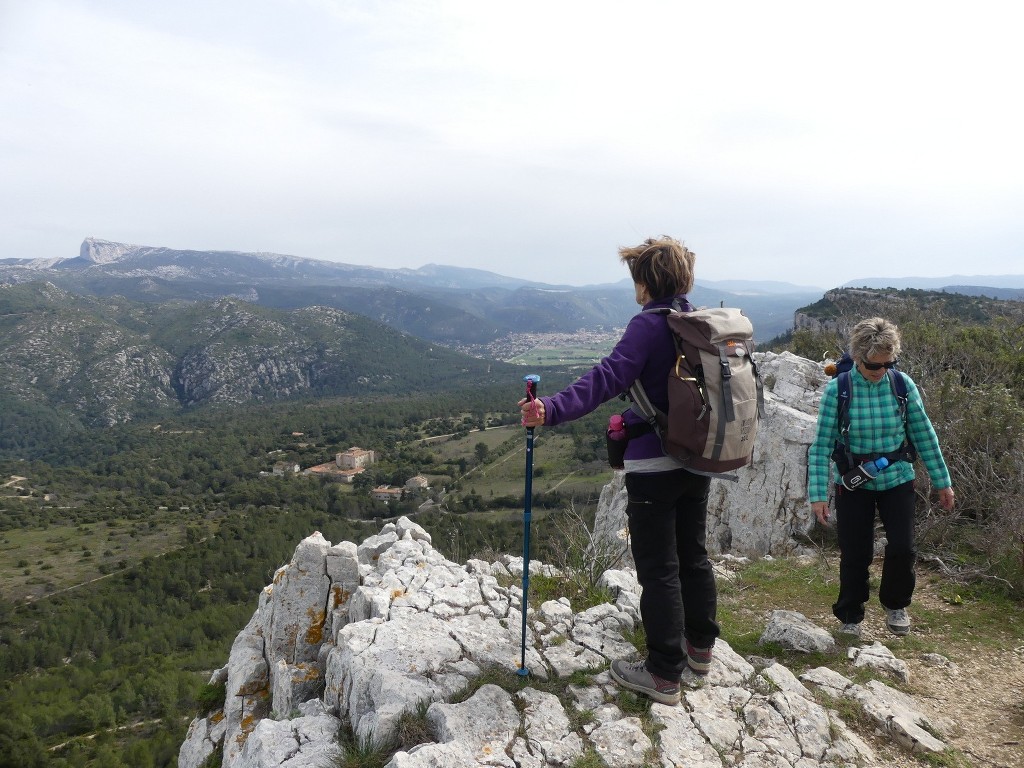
[
  {"x1": 1, "y1": 238, "x2": 821, "y2": 345},
  {"x1": 0, "y1": 282, "x2": 505, "y2": 425},
  {"x1": 178, "y1": 518, "x2": 956, "y2": 768}
]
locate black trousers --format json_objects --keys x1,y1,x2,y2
[
  {"x1": 625, "y1": 468, "x2": 719, "y2": 682},
  {"x1": 833, "y1": 480, "x2": 917, "y2": 624}
]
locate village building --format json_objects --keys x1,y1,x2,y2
[
  {"x1": 337, "y1": 447, "x2": 376, "y2": 470},
  {"x1": 272, "y1": 461, "x2": 300, "y2": 475},
  {"x1": 371, "y1": 485, "x2": 403, "y2": 503},
  {"x1": 303, "y1": 464, "x2": 365, "y2": 483},
  {"x1": 404, "y1": 475, "x2": 429, "y2": 491}
]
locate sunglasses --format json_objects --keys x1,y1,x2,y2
[{"x1": 862, "y1": 359, "x2": 898, "y2": 371}]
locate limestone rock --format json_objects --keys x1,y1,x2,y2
[
  {"x1": 179, "y1": 516, "x2": 949, "y2": 768},
  {"x1": 426, "y1": 684, "x2": 519, "y2": 766},
  {"x1": 801, "y1": 666, "x2": 953, "y2": 754},
  {"x1": 237, "y1": 711, "x2": 341, "y2": 767},
  {"x1": 849, "y1": 641, "x2": 911, "y2": 683},
  {"x1": 517, "y1": 688, "x2": 585, "y2": 765},
  {"x1": 589, "y1": 716, "x2": 652, "y2": 768},
  {"x1": 760, "y1": 610, "x2": 837, "y2": 653}
]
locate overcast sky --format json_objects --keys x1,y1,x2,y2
[{"x1": 2, "y1": 0, "x2": 1022, "y2": 289}]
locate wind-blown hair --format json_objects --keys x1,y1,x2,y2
[
  {"x1": 618, "y1": 236, "x2": 695, "y2": 300},
  {"x1": 849, "y1": 317, "x2": 902, "y2": 361}
]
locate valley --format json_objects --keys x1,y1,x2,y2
[
  {"x1": 0, "y1": 393, "x2": 618, "y2": 604},
  {"x1": 0, "y1": 382, "x2": 626, "y2": 766}
]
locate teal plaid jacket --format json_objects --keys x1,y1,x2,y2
[{"x1": 808, "y1": 368, "x2": 951, "y2": 502}]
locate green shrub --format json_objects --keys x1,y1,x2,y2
[{"x1": 195, "y1": 680, "x2": 226, "y2": 716}]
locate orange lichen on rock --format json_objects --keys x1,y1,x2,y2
[
  {"x1": 294, "y1": 663, "x2": 321, "y2": 682},
  {"x1": 305, "y1": 607, "x2": 327, "y2": 645},
  {"x1": 238, "y1": 680, "x2": 268, "y2": 696}
]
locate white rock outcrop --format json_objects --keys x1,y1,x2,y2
[{"x1": 179, "y1": 516, "x2": 949, "y2": 768}]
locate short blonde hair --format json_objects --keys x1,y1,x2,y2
[
  {"x1": 618, "y1": 236, "x2": 695, "y2": 300},
  {"x1": 849, "y1": 317, "x2": 902, "y2": 361}
]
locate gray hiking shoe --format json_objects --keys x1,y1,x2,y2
[
  {"x1": 838, "y1": 622, "x2": 862, "y2": 639},
  {"x1": 609, "y1": 658, "x2": 680, "y2": 705},
  {"x1": 885, "y1": 608, "x2": 911, "y2": 636},
  {"x1": 685, "y1": 640, "x2": 713, "y2": 675}
]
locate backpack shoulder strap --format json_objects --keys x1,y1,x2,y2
[
  {"x1": 835, "y1": 370, "x2": 854, "y2": 467},
  {"x1": 626, "y1": 300, "x2": 685, "y2": 433},
  {"x1": 836, "y1": 370, "x2": 853, "y2": 433},
  {"x1": 887, "y1": 369, "x2": 917, "y2": 461},
  {"x1": 626, "y1": 379, "x2": 664, "y2": 433},
  {"x1": 888, "y1": 369, "x2": 909, "y2": 418},
  {"x1": 833, "y1": 367, "x2": 917, "y2": 468}
]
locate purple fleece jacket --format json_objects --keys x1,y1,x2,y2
[{"x1": 539, "y1": 295, "x2": 691, "y2": 462}]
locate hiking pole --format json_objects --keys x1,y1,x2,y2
[{"x1": 518, "y1": 373, "x2": 541, "y2": 677}]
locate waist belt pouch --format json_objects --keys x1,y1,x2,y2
[
  {"x1": 606, "y1": 433, "x2": 628, "y2": 469},
  {"x1": 831, "y1": 444, "x2": 851, "y2": 475}
]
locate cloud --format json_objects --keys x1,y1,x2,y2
[{"x1": 1, "y1": 0, "x2": 1021, "y2": 286}]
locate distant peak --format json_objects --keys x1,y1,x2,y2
[{"x1": 80, "y1": 238, "x2": 139, "y2": 264}]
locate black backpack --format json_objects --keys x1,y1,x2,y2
[{"x1": 827, "y1": 352, "x2": 917, "y2": 473}]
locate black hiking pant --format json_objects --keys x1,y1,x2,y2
[
  {"x1": 833, "y1": 480, "x2": 917, "y2": 624},
  {"x1": 625, "y1": 468, "x2": 719, "y2": 682}
]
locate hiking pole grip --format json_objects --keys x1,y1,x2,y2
[
  {"x1": 522, "y1": 374, "x2": 540, "y2": 426},
  {"x1": 518, "y1": 374, "x2": 540, "y2": 676}
]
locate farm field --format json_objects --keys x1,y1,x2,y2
[
  {"x1": 0, "y1": 515, "x2": 188, "y2": 602},
  {"x1": 423, "y1": 425, "x2": 614, "y2": 508},
  {"x1": 505, "y1": 332, "x2": 619, "y2": 367}
]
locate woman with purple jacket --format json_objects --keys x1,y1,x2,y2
[{"x1": 518, "y1": 236, "x2": 717, "y2": 706}]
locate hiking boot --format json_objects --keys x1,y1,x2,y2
[
  {"x1": 885, "y1": 608, "x2": 911, "y2": 636},
  {"x1": 838, "y1": 622, "x2": 862, "y2": 639},
  {"x1": 609, "y1": 658, "x2": 680, "y2": 705},
  {"x1": 685, "y1": 640, "x2": 713, "y2": 675}
]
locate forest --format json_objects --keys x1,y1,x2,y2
[{"x1": 0, "y1": 374, "x2": 624, "y2": 767}]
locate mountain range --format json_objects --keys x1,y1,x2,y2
[
  {"x1": 4, "y1": 238, "x2": 1023, "y2": 430},
  {"x1": 0, "y1": 238, "x2": 828, "y2": 346},
  {"x1": 842, "y1": 275, "x2": 1024, "y2": 293},
  {"x1": 7, "y1": 239, "x2": 1022, "y2": 347}
]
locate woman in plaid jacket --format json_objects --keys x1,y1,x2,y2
[{"x1": 808, "y1": 317, "x2": 955, "y2": 638}]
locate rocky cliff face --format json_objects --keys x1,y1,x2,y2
[
  {"x1": 0, "y1": 291, "x2": 337, "y2": 424},
  {"x1": 792, "y1": 311, "x2": 842, "y2": 335},
  {"x1": 178, "y1": 518, "x2": 955, "y2": 768},
  {"x1": 79, "y1": 237, "x2": 139, "y2": 264}
]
